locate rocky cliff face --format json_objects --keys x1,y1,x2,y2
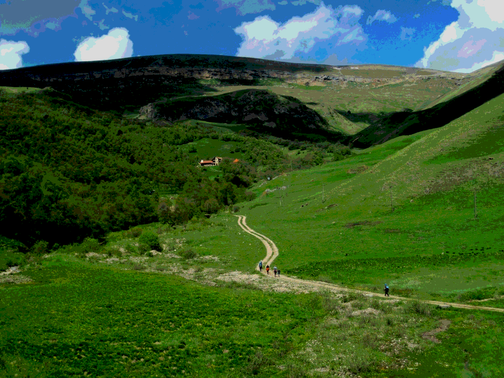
[{"x1": 140, "y1": 89, "x2": 330, "y2": 136}]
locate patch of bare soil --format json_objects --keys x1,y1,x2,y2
[
  {"x1": 350, "y1": 308, "x2": 381, "y2": 317},
  {"x1": 215, "y1": 271, "x2": 335, "y2": 294},
  {"x1": 0, "y1": 274, "x2": 33, "y2": 284},
  {"x1": 422, "y1": 319, "x2": 451, "y2": 343}
]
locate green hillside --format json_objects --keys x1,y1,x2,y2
[
  {"x1": 0, "y1": 88, "x2": 339, "y2": 248},
  {"x1": 230, "y1": 92, "x2": 504, "y2": 300},
  {"x1": 352, "y1": 62, "x2": 504, "y2": 146},
  {"x1": 3, "y1": 55, "x2": 504, "y2": 377}
]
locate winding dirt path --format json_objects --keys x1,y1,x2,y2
[{"x1": 235, "y1": 215, "x2": 504, "y2": 313}]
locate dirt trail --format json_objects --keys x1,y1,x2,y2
[
  {"x1": 235, "y1": 215, "x2": 278, "y2": 270},
  {"x1": 235, "y1": 215, "x2": 504, "y2": 313}
]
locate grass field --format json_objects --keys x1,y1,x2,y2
[
  {"x1": 3, "y1": 58, "x2": 504, "y2": 376},
  {"x1": 3, "y1": 252, "x2": 504, "y2": 376}
]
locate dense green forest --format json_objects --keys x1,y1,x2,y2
[{"x1": 0, "y1": 88, "x2": 349, "y2": 250}]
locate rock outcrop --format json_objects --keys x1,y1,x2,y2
[{"x1": 140, "y1": 89, "x2": 330, "y2": 136}]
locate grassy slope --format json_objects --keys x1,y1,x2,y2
[
  {"x1": 5, "y1": 256, "x2": 504, "y2": 377},
  {"x1": 226, "y1": 93, "x2": 504, "y2": 301},
  {"x1": 3, "y1": 95, "x2": 504, "y2": 376},
  {"x1": 353, "y1": 62, "x2": 504, "y2": 146},
  {"x1": 419, "y1": 62, "x2": 502, "y2": 110}
]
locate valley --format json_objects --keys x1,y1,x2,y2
[{"x1": 1, "y1": 54, "x2": 504, "y2": 377}]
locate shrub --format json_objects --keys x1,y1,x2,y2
[
  {"x1": 81, "y1": 237, "x2": 101, "y2": 253},
  {"x1": 180, "y1": 249, "x2": 198, "y2": 260},
  {"x1": 138, "y1": 243, "x2": 150, "y2": 255},
  {"x1": 406, "y1": 300, "x2": 431, "y2": 316},
  {"x1": 232, "y1": 205, "x2": 240, "y2": 213},
  {"x1": 245, "y1": 352, "x2": 270, "y2": 376},
  {"x1": 341, "y1": 291, "x2": 360, "y2": 303},
  {"x1": 123, "y1": 242, "x2": 136, "y2": 254},
  {"x1": 106, "y1": 246, "x2": 122, "y2": 258},
  {"x1": 244, "y1": 190, "x2": 256, "y2": 202},
  {"x1": 0, "y1": 250, "x2": 26, "y2": 271},
  {"x1": 164, "y1": 241, "x2": 176, "y2": 252},
  {"x1": 31, "y1": 240, "x2": 49, "y2": 255},
  {"x1": 125, "y1": 227, "x2": 143, "y2": 238},
  {"x1": 139, "y1": 231, "x2": 162, "y2": 251},
  {"x1": 343, "y1": 348, "x2": 378, "y2": 375}
]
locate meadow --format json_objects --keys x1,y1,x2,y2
[
  {"x1": 3, "y1": 248, "x2": 504, "y2": 377},
  {"x1": 2, "y1": 57, "x2": 504, "y2": 376},
  {"x1": 174, "y1": 91, "x2": 504, "y2": 306}
]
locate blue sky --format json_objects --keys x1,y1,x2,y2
[{"x1": 1, "y1": 0, "x2": 503, "y2": 73}]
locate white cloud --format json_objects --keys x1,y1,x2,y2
[
  {"x1": 80, "y1": 0, "x2": 96, "y2": 21},
  {"x1": 366, "y1": 10, "x2": 398, "y2": 25},
  {"x1": 416, "y1": 0, "x2": 504, "y2": 72},
  {"x1": 216, "y1": 0, "x2": 275, "y2": 16},
  {"x1": 122, "y1": 10, "x2": 139, "y2": 21},
  {"x1": 234, "y1": 2, "x2": 366, "y2": 61},
  {"x1": 400, "y1": 27, "x2": 415, "y2": 41},
  {"x1": 103, "y1": 4, "x2": 119, "y2": 15},
  {"x1": 0, "y1": 39, "x2": 30, "y2": 70},
  {"x1": 74, "y1": 28, "x2": 133, "y2": 62}
]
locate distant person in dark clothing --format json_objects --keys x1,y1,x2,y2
[
  {"x1": 266, "y1": 265, "x2": 270, "y2": 275},
  {"x1": 258, "y1": 260, "x2": 263, "y2": 272},
  {"x1": 273, "y1": 266, "x2": 277, "y2": 277},
  {"x1": 277, "y1": 268, "x2": 281, "y2": 277},
  {"x1": 384, "y1": 284, "x2": 390, "y2": 297}
]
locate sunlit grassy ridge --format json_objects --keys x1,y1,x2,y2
[
  {"x1": 352, "y1": 61, "x2": 504, "y2": 146},
  {"x1": 228, "y1": 94, "x2": 504, "y2": 301}
]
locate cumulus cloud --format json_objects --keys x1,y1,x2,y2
[
  {"x1": 366, "y1": 10, "x2": 398, "y2": 25},
  {"x1": 0, "y1": 39, "x2": 30, "y2": 70},
  {"x1": 234, "y1": 2, "x2": 366, "y2": 62},
  {"x1": 416, "y1": 0, "x2": 504, "y2": 72},
  {"x1": 216, "y1": 0, "x2": 275, "y2": 16},
  {"x1": 74, "y1": 27, "x2": 133, "y2": 62}
]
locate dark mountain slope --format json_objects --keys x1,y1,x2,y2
[
  {"x1": 140, "y1": 89, "x2": 339, "y2": 140},
  {"x1": 0, "y1": 54, "x2": 333, "y2": 112},
  {"x1": 351, "y1": 62, "x2": 504, "y2": 147}
]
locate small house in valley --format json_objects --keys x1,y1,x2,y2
[
  {"x1": 199, "y1": 156, "x2": 224, "y2": 167},
  {"x1": 199, "y1": 160, "x2": 214, "y2": 167}
]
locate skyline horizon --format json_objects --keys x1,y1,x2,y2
[{"x1": 1, "y1": 1, "x2": 503, "y2": 74}]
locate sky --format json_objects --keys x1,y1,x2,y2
[{"x1": 0, "y1": 0, "x2": 503, "y2": 73}]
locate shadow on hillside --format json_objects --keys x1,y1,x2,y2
[
  {"x1": 0, "y1": 54, "x2": 331, "y2": 112},
  {"x1": 350, "y1": 64, "x2": 504, "y2": 148}
]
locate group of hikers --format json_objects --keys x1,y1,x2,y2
[
  {"x1": 258, "y1": 261, "x2": 281, "y2": 277},
  {"x1": 258, "y1": 260, "x2": 391, "y2": 296}
]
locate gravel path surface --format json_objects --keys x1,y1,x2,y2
[{"x1": 235, "y1": 215, "x2": 504, "y2": 313}]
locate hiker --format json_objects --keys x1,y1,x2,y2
[
  {"x1": 277, "y1": 268, "x2": 281, "y2": 277},
  {"x1": 258, "y1": 260, "x2": 263, "y2": 272},
  {"x1": 266, "y1": 265, "x2": 270, "y2": 275},
  {"x1": 273, "y1": 266, "x2": 278, "y2": 277},
  {"x1": 384, "y1": 284, "x2": 390, "y2": 297}
]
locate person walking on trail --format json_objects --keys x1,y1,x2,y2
[
  {"x1": 266, "y1": 265, "x2": 270, "y2": 275},
  {"x1": 277, "y1": 268, "x2": 281, "y2": 277},
  {"x1": 273, "y1": 266, "x2": 278, "y2": 277},
  {"x1": 258, "y1": 260, "x2": 263, "y2": 272},
  {"x1": 384, "y1": 284, "x2": 390, "y2": 297}
]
